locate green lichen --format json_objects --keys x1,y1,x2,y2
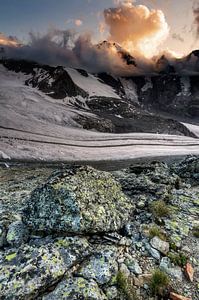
[{"x1": 5, "y1": 253, "x2": 17, "y2": 261}]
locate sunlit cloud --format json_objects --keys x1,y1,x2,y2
[
  {"x1": 104, "y1": 1, "x2": 169, "y2": 58},
  {"x1": 75, "y1": 19, "x2": 83, "y2": 27}
]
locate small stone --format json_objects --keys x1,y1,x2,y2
[
  {"x1": 143, "y1": 284, "x2": 149, "y2": 290},
  {"x1": 119, "y1": 237, "x2": 132, "y2": 246},
  {"x1": 125, "y1": 258, "x2": 142, "y2": 275},
  {"x1": 118, "y1": 257, "x2": 125, "y2": 264},
  {"x1": 145, "y1": 243, "x2": 160, "y2": 260},
  {"x1": 170, "y1": 292, "x2": 192, "y2": 300},
  {"x1": 160, "y1": 257, "x2": 171, "y2": 272},
  {"x1": 160, "y1": 257, "x2": 183, "y2": 281},
  {"x1": 0, "y1": 226, "x2": 6, "y2": 248},
  {"x1": 185, "y1": 263, "x2": 194, "y2": 282},
  {"x1": 78, "y1": 248, "x2": 118, "y2": 285},
  {"x1": 137, "y1": 200, "x2": 145, "y2": 209},
  {"x1": 119, "y1": 263, "x2": 130, "y2": 278},
  {"x1": 133, "y1": 276, "x2": 141, "y2": 287},
  {"x1": 150, "y1": 236, "x2": 169, "y2": 255},
  {"x1": 105, "y1": 286, "x2": 118, "y2": 299},
  {"x1": 181, "y1": 246, "x2": 191, "y2": 254},
  {"x1": 134, "y1": 274, "x2": 152, "y2": 287},
  {"x1": 168, "y1": 267, "x2": 183, "y2": 282},
  {"x1": 6, "y1": 221, "x2": 29, "y2": 247}
]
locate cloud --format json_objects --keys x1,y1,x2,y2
[
  {"x1": 99, "y1": 22, "x2": 106, "y2": 34},
  {"x1": 75, "y1": 19, "x2": 83, "y2": 27},
  {"x1": 1, "y1": 29, "x2": 145, "y2": 75},
  {"x1": 1, "y1": 1, "x2": 192, "y2": 76},
  {"x1": 172, "y1": 33, "x2": 184, "y2": 43},
  {"x1": 0, "y1": 33, "x2": 20, "y2": 47},
  {"x1": 104, "y1": 0, "x2": 169, "y2": 57},
  {"x1": 193, "y1": 4, "x2": 199, "y2": 38}
]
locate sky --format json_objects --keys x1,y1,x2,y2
[{"x1": 0, "y1": 0, "x2": 198, "y2": 56}]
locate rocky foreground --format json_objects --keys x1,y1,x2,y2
[{"x1": 0, "y1": 157, "x2": 198, "y2": 300}]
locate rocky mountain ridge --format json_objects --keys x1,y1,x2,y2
[{"x1": 0, "y1": 58, "x2": 198, "y2": 137}]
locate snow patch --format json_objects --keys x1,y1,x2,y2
[
  {"x1": 141, "y1": 78, "x2": 153, "y2": 92},
  {"x1": 66, "y1": 68, "x2": 120, "y2": 99},
  {"x1": 120, "y1": 78, "x2": 138, "y2": 103}
]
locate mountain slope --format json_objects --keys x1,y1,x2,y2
[
  {"x1": 0, "y1": 59, "x2": 197, "y2": 137},
  {"x1": 0, "y1": 59, "x2": 199, "y2": 164}
]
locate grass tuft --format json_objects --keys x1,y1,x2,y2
[
  {"x1": 168, "y1": 252, "x2": 187, "y2": 267},
  {"x1": 149, "y1": 225, "x2": 167, "y2": 241},
  {"x1": 117, "y1": 271, "x2": 138, "y2": 300},
  {"x1": 150, "y1": 200, "x2": 170, "y2": 219},
  {"x1": 193, "y1": 226, "x2": 199, "y2": 238},
  {"x1": 150, "y1": 269, "x2": 169, "y2": 296}
]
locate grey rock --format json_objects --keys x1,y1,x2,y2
[
  {"x1": 23, "y1": 166, "x2": 134, "y2": 234},
  {"x1": 105, "y1": 286, "x2": 118, "y2": 299},
  {"x1": 160, "y1": 257, "x2": 183, "y2": 281},
  {"x1": 0, "y1": 210, "x2": 21, "y2": 248},
  {"x1": 145, "y1": 243, "x2": 161, "y2": 260},
  {"x1": 43, "y1": 277, "x2": 107, "y2": 300},
  {"x1": 0, "y1": 226, "x2": 6, "y2": 248},
  {"x1": 168, "y1": 267, "x2": 183, "y2": 282},
  {"x1": 78, "y1": 247, "x2": 118, "y2": 285},
  {"x1": 137, "y1": 200, "x2": 146, "y2": 209},
  {"x1": 0, "y1": 237, "x2": 91, "y2": 299},
  {"x1": 125, "y1": 258, "x2": 142, "y2": 275},
  {"x1": 150, "y1": 237, "x2": 169, "y2": 255},
  {"x1": 119, "y1": 263, "x2": 130, "y2": 278},
  {"x1": 160, "y1": 257, "x2": 171, "y2": 272},
  {"x1": 6, "y1": 221, "x2": 29, "y2": 247}
]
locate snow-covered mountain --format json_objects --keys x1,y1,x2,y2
[
  {"x1": 0, "y1": 58, "x2": 198, "y2": 137},
  {"x1": 0, "y1": 58, "x2": 199, "y2": 164}
]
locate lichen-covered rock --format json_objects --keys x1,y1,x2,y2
[
  {"x1": 77, "y1": 247, "x2": 118, "y2": 285},
  {"x1": 6, "y1": 221, "x2": 29, "y2": 247},
  {"x1": 0, "y1": 237, "x2": 91, "y2": 299},
  {"x1": 174, "y1": 156, "x2": 199, "y2": 181},
  {"x1": 113, "y1": 161, "x2": 180, "y2": 203},
  {"x1": 23, "y1": 166, "x2": 134, "y2": 234},
  {"x1": 150, "y1": 236, "x2": 169, "y2": 255},
  {"x1": 43, "y1": 277, "x2": 107, "y2": 300},
  {"x1": 160, "y1": 257, "x2": 183, "y2": 281},
  {"x1": 124, "y1": 257, "x2": 142, "y2": 275},
  {"x1": 0, "y1": 210, "x2": 22, "y2": 248}
]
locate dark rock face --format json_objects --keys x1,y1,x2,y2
[
  {"x1": 26, "y1": 66, "x2": 88, "y2": 99},
  {"x1": 112, "y1": 161, "x2": 180, "y2": 202},
  {"x1": 129, "y1": 75, "x2": 199, "y2": 118},
  {"x1": 23, "y1": 166, "x2": 134, "y2": 234},
  {"x1": 174, "y1": 156, "x2": 199, "y2": 184},
  {"x1": 2, "y1": 59, "x2": 88, "y2": 98}
]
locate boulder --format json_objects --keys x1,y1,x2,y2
[
  {"x1": 6, "y1": 221, "x2": 29, "y2": 247},
  {"x1": 23, "y1": 166, "x2": 134, "y2": 234},
  {"x1": 77, "y1": 247, "x2": 118, "y2": 285},
  {"x1": 125, "y1": 258, "x2": 142, "y2": 275},
  {"x1": 0, "y1": 237, "x2": 91, "y2": 299},
  {"x1": 160, "y1": 257, "x2": 183, "y2": 281},
  {"x1": 0, "y1": 210, "x2": 21, "y2": 248},
  {"x1": 150, "y1": 236, "x2": 169, "y2": 255},
  {"x1": 43, "y1": 277, "x2": 107, "y2": 300}
]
